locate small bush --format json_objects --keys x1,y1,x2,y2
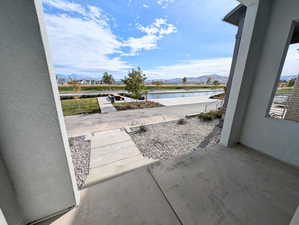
[
  {"x1": 198, "y1": 110, "x2": 224, "y2": 121},
  {"x1": 198, "y1": 113, "x2": 214, "y2": 121},
  {"x1": 60, "y1": 95, "x2": 75, "y2": 100},
  {"x1": 139, "y1": 125, "x2": 147, "y2": 133},
  {"x1": 177, "y1": 118, "x2": 187, "y2": 125},
  {"x1": 60, "y1": 94, "x2": 108, "y2": 100},
  {"x1": 214, "y1": 110, "x2": 224, "y2": 119}
]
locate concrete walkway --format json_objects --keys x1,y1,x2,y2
[
  {"x1": 84, "y1": 129, "x2": 156, "y2": 187},
  {"x1": 38, "y1": 144, "x2": 299, "y2": 225},
  {"x1": 65, "y1": 102, "x2": 221, "y2": 137},
  {"x1": 149, "y1": 96, "x2": 218, "y2": 106},
  {"x1": 97, "y1": 97, "x2": 116, "y2": 113}
]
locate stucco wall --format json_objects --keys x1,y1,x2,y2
[
  {"x1": 0, "y1": 156, "x2": 24, "y2": 225},
  {"x1": 0, "y1": 0, "x2": 78, "y2": 223},
  {"x1": 240, "y1": 0, "x2": 299, "y2": 167}
]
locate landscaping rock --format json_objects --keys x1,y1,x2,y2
[
  {"x1": 69, "y1": 136, "x2": 91, "y2": 189},
  {"x1": 130, "y1": 118, "x2": 220, "y2": 160}
]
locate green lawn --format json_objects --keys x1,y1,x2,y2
[{"x1": 61, "y1": 98, "x2": 100, "y2": 116}]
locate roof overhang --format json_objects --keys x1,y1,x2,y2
[
  {"x1": 224, "y1": 3, "x2": 299, "y2": 44},
  {"x1": 223, "y1": 4, "x2": 246, "y2": 26},
  {"x1": 291, "y1": 23, "x2": 299, "y2": 44},
  {"x1": 237, "y1": 0, "x2": 258, "y2": 6}
]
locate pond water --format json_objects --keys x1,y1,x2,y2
[{"x1": 147, "y1": 90, "x2": 223, "y2": 99}]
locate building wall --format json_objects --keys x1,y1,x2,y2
[
  {"x1": 0, "y1": 155, "x2": 24, "y2": 225},
  {"x1": 0, "y1": 0, "x2": 79, "y2": 223},
  {"x1": 240, "y1": 0, "x2": 299, "y2": 167}
]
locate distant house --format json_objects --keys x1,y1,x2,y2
[{"x1": 56, "y1": 78, "x2": 67, "y2": 85}]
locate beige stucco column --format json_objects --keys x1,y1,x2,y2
[
  {"x1": 0, "y1": 0, "x2": 79, "y2": 224},
  {"x1": 221, "y1": 0, "x2": 272, "y2": 146}
]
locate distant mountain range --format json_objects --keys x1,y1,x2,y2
[
  {"x1": 146, "y1": 75, "x2": 228, "y2": 84},
  {"x1": 281, "y1": 75, "x2": 298, "y2": 81},
  {"x1": 56, "y1": 74, "x2": 98, "y2": 80},
  {"x1": 56, "y1": 74, "x2": 229, "y2": 84},
  {"x1": 56, "y1": 74, "x2": 298, "y2": 84}
]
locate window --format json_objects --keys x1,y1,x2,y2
[{"x1": 268, "y1": 22, "x2": 299, "y2": 122}]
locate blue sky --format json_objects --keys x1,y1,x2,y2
[
  {"x1": 42, "y1": 0, "x2": 299, "y2": 80},
  {"x1": 42, "y1": 0, "x2": 240, "y2": 79}
]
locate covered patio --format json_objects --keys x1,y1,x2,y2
[
  {"x1": 1, "y1": 0, "x2": 299, "y2": 224},
  {"x1": 38, "y1": 144, "x2": 299, "y2": 225}
]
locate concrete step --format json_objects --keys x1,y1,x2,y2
[
  {"x1": 85, "y1": 155, "x2": 156, "y2": 187},
  {"x1": 91, "y1": 129, "x2": 130, "y2": 148},
  {"x1": 90, "y1": 146, "x2": 141, "y2": 169}
]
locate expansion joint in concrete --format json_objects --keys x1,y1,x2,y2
[{"x1": 146, "y1": 167, "x2": 184, "y2": 225}]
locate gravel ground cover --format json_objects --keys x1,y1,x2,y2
[
  {"x1": 69, "y1": 136, "x2": 91, "y2": 189},
  {"x1": 129, "y1": 118, "x2": 220, "y2": 160}
]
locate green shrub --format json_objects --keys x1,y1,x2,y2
[
  {"x1": 198, "y1": 113, "x2": 214, "y2": 121},
  {"x1": 60, "y1": 95, "x2": 75, "y2": 100},
  {"x1": 198, "y1": 110, "x2": 224, "y2": 121}
]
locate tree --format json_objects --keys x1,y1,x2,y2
[
  {"x1": 182, "y1": 77, "x2": 187, "y2": 84},
  {"x1": 206, "y1": 77, "x2": 212, "y2": 85},
  {"x1": 287, "y1": 78, "x2": 296, "y2": 87},
  {"x1": 152, "y1": 81, "x2": 163, "y2": 86},
  {"x1": 122, "y1": 68, "x2": 147, "y2": 99},
  {"x1": 101, "y1": 72, "x2": 115, "y2": 84},
  {"x1": 212, "y1": 80, "x2": 220, "y2": 85},
  {"x1": 152, "y1": 81, "x2": 163, "y2": 89}
]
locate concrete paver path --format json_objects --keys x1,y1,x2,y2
[
  {"x1": 97, "y1": 97, "x2": 116, "y2": 113},
  {"x1": 150, "y1": 96, "x2": 217, "y2": 106},
  {"x1": 84, "y1": 129, "x2": 156, "y2": 187}
]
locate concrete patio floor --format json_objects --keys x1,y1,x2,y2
[{"x1": 38, "y1": 144, "x2": 299, "y2": 225}]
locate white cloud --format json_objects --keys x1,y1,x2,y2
[
  {"x1": 43, "y1": 0, "x2": 85, "y2": 14},
  {"x1": 122, "y1": 18, "x2": 177, "y2": 56},
  {"x1": 281, "y1": 43, "x2": 299, "y2": 76},
  {"x1": 143, "y1": 4, "x2": 149, "y2": 8},
  {"x1": 145, "y1": 57, "x2": 232, "y2": 79},
  {"x1": 123, "y1": 35, "x2": 159, "y2": 56},
  {"x1": 43, "y1": 0, "x2": 178, "y2": 76},
  {"x1": 157, "y1": 0, "x2": 175, "y2": 8},
  {"x1": 43, "y1": 0, "x2": 131, "y2": 76},
  {"x1": 144, "y1": 43, "x2": 298, "y2": 80}
]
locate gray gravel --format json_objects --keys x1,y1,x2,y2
[
  {"x1": 129, "y1": 118, "x2": 220, "y2": 160},
  {"x1": 69, "y1": 136, "x2": 91, "y2": 189}
]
